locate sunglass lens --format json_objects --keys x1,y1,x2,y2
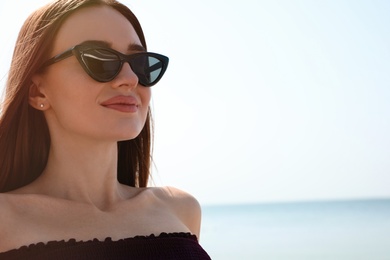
[
  {"x1": 82, "y1": 49, "x2": 121, "y2": 81},
  {"x1": 131, "y1": 55, "x2": 164, "y2": 86}
]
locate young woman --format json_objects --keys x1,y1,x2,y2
[{"x1": 0, "y1": 0, "x2": 210, "y2": 259}]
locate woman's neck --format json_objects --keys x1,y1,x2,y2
[{"x1": 22, "y1": 139, "x2": 130, "y2": 210}]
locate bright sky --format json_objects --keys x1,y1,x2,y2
[{"x1": 1, "y1": 1, "x2": 389, "y2": 205}]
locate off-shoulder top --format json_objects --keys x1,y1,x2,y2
[{"x1": 0, "y1": 232, "x2": 211, "y2": 260}]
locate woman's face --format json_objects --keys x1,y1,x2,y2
[{"x1": 35, "y1": 6, "x2": 151, "y2": 142}]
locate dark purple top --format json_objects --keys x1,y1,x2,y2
[{"x1": 0, "y1": 232, "x2": 211, "y2": 260}]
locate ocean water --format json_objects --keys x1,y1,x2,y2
[{"x1": 200, "y1": 199, "x2": 390, "y2": 260}]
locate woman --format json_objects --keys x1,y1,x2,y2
[{"x1": 0, "y1": 0, "x2": 210, "y2": 259}]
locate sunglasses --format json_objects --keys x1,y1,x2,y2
[{"x1": 41, "y1": 44, "x2": 169, "y2": 87}]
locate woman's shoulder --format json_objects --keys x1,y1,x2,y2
[
  {"x1": 147, "y1": 186, "x2": 202, "y2": 237},
  {"x1": 0, "y1": 193, "x2": 26, "y2": 252},
  {"x1": 0, "y1": 192, "x2": 49, "y2": 213},
  {"x1": 150, "y1": 186, "x2": 200, "y2": 205},
  {"x1": 0, "y1": 192, "x2": 39, "y2": 222},
  {"x1": 149, "y1": 186, "x2": 201, "y2": 215},
  {"x1": 0, "y1": 193, "x2": 21, "y2": 217}
]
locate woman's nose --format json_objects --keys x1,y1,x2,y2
[{"x1": 111, "y1": 62, "x2": 139, "y2": 89}]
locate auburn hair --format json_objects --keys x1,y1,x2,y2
[{"x1": 0, "y1": 0, "x2": 152, "y2": 192}]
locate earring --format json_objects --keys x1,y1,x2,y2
[{"x1": 40, "y1": 104, "x2": 44, "y2": 108}]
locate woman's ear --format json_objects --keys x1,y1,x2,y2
[{"x1": 29, "y1": 75, "x2": 49, "y2": 110}]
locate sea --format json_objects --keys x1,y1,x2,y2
[{"x1": 200, "y1": 199, "x2": 390, "y2": 260}]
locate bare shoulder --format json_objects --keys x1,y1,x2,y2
[
  {"x1": 0, "y1": 194, "x2": 22, "y2": 252},
  {"x1": 0, "y1": 193, "x2": 17, "y2": 221},
  {"x1": 151, "y1": 186, "x2": 201, "y2": 208},
  {"x1": 150, "y1": 186, "x2": 202, "y2": 237}
]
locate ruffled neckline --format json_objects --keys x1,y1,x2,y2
[{"x1": 3, "y1": 232, "x2": 196, "y2": 254}]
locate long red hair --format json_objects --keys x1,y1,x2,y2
[{"x1": 0, "y1": 0, "x2": 152, "y2": 192}]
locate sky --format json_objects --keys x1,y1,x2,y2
[{"x1": 0, "y1": 1, "x2": 389, "y2": 205}]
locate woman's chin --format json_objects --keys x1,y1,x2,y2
[{"x1": 116, "y1": 132, "x2": 142, "y2": 142}]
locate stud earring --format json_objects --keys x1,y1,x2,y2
[{"x1": 40, "y1": 104, "x2": 44, "y2": 108}]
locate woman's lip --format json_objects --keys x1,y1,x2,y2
[
  {"x1": 101, "y1": 95, "x2": 139, "y2": 112},
  {"x1": 103, "y1": 103, "x2": 138, "y2": 113}
]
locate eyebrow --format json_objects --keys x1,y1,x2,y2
[{"x1": 79, "y1": 40, "x2": 146, "y2": 52}]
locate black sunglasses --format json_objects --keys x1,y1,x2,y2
[{"x1": 41, "y1": 44, "x2": 169, "y2": 87}]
